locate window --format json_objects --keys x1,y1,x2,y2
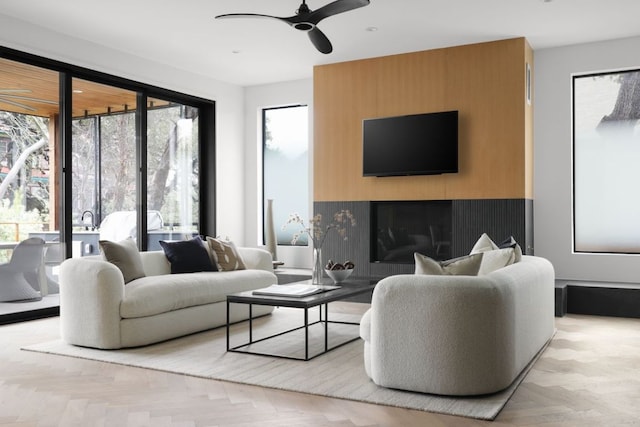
[
  {"x1": 262, "y1": 105, "x2": 309, "y2": 246},
  {"x1": 573, "y1": 69, "x2": 640, "y2": 253},
  {"x1": 0, "y1": 49, "x2": 214, "y2": 322}
]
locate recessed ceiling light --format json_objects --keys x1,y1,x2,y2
[
  {"x1": 365, "y1": 26, "x2": 378, "y2": 32},
  {"x1": 232, "y1": 50, "x2": 241, "y2": 54}
]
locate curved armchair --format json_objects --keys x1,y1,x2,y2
[
  {"x1": 360, "y1": 256, "x2": 555, "y2": 396},
  {"x1": 0, "y1": 237, "x2": 46, "y2": 302}
]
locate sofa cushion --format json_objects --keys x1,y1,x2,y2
[
  {"x1": 99, "y1": 238, "x2": 146, "y2": 283},
  {"x1": 414, "y1": 252, "x2": 483, "y2": 276},
  {"x1": 120, "y1": 269, "x2": 276, "y2": 318},
  {"x1": 159, "y1": 236, "x2": 216, "y2": 274},
  {"x1": 206, "y1": 237, "x2": 246, "y2": 271}
]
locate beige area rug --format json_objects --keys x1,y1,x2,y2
[{"x1": 22, "y1": 306, "x2": 541, "y2": 421}]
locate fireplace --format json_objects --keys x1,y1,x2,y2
[
  {"x1": 371, "y1": 200, "x2": 452, "y2": 263},
  {"x1": 314, "y1": 199, "x2": 532, "y2": 279}
]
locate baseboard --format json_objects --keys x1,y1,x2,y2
[
  {"x1": 558, "y1": 281, "x2": 640, "y2": 319},
  {"x1": 0, "y1": 306, "x2": 59, "y2": 325}
]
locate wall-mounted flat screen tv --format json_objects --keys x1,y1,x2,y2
[{"x1": 362, "y1": 110, "x2": 458, "y2": 177}]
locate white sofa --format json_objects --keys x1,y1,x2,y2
[
  {"x1": 59, "y1": 247, "x2": 276, "y2": 349},
  {"x1": 360, "y1": 255, "x2": 555, "y2": 396}
]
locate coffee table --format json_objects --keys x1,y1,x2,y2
[{"x1": 226, "y1": 279, "x2": 375, "y2": 361}]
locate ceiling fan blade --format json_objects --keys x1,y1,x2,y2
[
  {"x1": 302, "y1": 0, "x2": 370, "y2": 25},
  {"x1": 215, "y1": 13, "x2": 284, "y2": 22},
  {"x1": 308, "y1": 27, "x2": 333, "y2": 54}
]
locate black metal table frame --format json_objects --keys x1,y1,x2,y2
[{"x1": 226, "y1": 283, "x2": 374, "y2": 361}]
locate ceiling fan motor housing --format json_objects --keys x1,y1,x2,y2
[{"x1": 294, "y1": 22, "x2": 314, "y2": 31}]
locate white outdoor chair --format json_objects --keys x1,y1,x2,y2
[{"x1": 0, "y1": 237, "x2": 46, "y2": 302}]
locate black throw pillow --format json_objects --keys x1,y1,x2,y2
[{"x1": 159, "y1": 236, "x2": 217, "y2": 274}]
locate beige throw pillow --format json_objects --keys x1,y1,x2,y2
[
  {"x1": 470, "y1": 233, "x2": 519, "y2": 274},
  {"x1": 475, "y1": 248, "x2": 516, "y2": 275},
  {"x1": 99, "y1": 238, "x2": 146, "y2": 284},
  {"x1": 470, "y1": 233, "x2": 499, "y2": 253},
  {"x1": 206, "y1": 237, "x2": 246, "y2": 271},
  {"x1": 414, "y1": 252, "x2": 483, "y2": 276}
]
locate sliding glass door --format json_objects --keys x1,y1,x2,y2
[
  {"x1": 146, "y1": 98, "x2": 200, "y2": 249},
  {"x1": 0, "y1": 47, "x2": 214, "y2": 322},
  {"x1": 0, "y1": 57, "x2": 63, "y2": 301},
  {"x1": 71, "y1": 84, "x2": 202, "y2": 252},
  {"x1": 71, "y1": 78, "x2": 138, "y2": 256}
]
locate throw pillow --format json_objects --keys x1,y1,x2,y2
[
  {"x1": 476, "y1": 248, "x2": 516, "y2": 275},
  {"x1": 469, "y1": 233, "x2": 517, "y2": 275},
  {"x1": 206, "y1": 237, "x2": 246, "y2": 271},
  {"x1": 414, "y1": 252, "x2": 483, "y2": 276},
  {"x1": 470, "y1": 233, "x2": 499, "y2": 254},
  {"x1": 99, "y1": 238, "x2": 146, "y2": 284},
  {"x1": 498, "y1": 235, "x2": 523, "y2": 263},
  {"x1": 414, "y1": 252, "x2": 443, "y2": 275},
  {"x1": 159, "y1": 236, "x2": 216, "y2": 274}
]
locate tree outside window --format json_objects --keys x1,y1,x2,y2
[{"x1": 574, "y1": 70, "x2": 640, "y2": 253}]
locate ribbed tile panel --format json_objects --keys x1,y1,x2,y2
[{"x1": 315, "y1": 199, "x2": 532, "y2": 281}]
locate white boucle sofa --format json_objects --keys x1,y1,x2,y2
[
  {"x1": 59, "y1": 247, "x2": 276, "y2": 349},
  {"x1": 360, "y1": 255, "x2": 555, "y2": 396}
]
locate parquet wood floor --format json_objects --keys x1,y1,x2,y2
[{"x1": 1, "y1": 304, "x2": 639, "y2": 426}]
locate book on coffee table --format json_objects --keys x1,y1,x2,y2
[{"x1": 252, "y1": 284, "x2": 337, "y2": 297}]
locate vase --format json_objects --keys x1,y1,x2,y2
[
  {"x1": 312, "y1": 247, "x2": 323, "y2": 285},
  {"x1": 265, "y1": 199, "x2": 277, "y2": 261}
]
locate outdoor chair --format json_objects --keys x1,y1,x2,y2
[{"x1": 0, "y1": 237, "x2": 46, "y2": 302}]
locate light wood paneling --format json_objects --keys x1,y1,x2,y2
[
  {"x1": 0, "y1": 57, "x2": 170, "y2": 118},
  {"x1": 524, "y1": 40, "x2": 534, "y2": 199},
  {"x1": 313, "y1": 38, "x2": 532, "y2": 202}
]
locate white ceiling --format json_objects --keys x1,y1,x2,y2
[{"x1": 2, "y1": 0, "x2": 640, "y2": 87}]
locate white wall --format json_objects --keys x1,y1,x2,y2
[
  {"x1": 0, "y1": 13, "x2": 246, "y2": 241},
  {"x1": 535, "y1": 35, "x2": 640, "y2": 283},
  {"x1": 243, "y1": 79, "x2": 313, "y2": 267}
]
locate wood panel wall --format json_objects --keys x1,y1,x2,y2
[{"x1": 313, "y1": 37, "x2": 533, "y2": 202}]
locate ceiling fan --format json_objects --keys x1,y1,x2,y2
[
  {"x1": 215, "y1": 0, "x2": 370, "y2": 54},
  {"x1": 0, "y1": 89, "x2": 57, "y2": 113}
]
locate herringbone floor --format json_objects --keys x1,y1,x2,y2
[{"x1": 1, "y1": 304, "x2": 639, "y2": 426}]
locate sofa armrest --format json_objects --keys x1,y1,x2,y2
[
  {"x1": 59, "y1": 258, "x2": 125, "y2": 349},
  {"x1": 370, "y1": 274, "x2": 515, "y2": 395},
  {"x1": 368, "y1": 256, "x2": 555, "y2": 395},
  {"x1": 238, "y1": 247, "x2": 274, "y2": 272}
]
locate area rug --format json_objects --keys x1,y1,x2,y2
[{"x1": 22, "y1": 307, "x2": 541, "y2": 421}]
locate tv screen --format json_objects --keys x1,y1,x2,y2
[{"x1": 362, "y1": 110, "x2": 458, "y2": 177}]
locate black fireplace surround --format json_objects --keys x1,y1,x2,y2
[{"x1": 315, "y1": 199, "x2": 533, "y2": 279}]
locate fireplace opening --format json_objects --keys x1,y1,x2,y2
[{"x1": 370, "y1": 200, "x2": 452, "y2": 263}]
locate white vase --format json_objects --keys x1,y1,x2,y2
[
  {"x1": 312, "y1": 247, "x2": 323, "y2": 285},
  {"x1": 265, "y1": 199, "x2": 277, "y2": 261}
]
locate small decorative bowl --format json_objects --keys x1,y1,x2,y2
[{"x1": 324, "y1": 268, "x2": 353, "y2": 284}]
